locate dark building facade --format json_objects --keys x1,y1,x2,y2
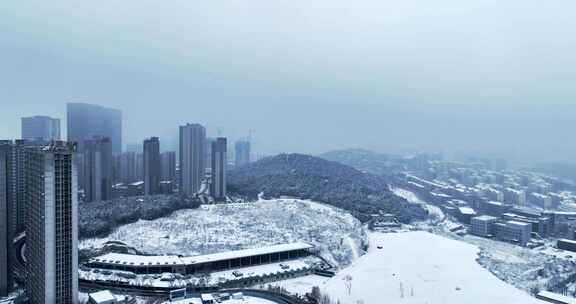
[
  {"x1": 211, "y1": 137, "x2": 227, "y2": 202},
  {"x1": 83, "y1": 137, "x2": 113, "y2": 202},
  {"x1": 179, "y1": 124, "x2": 206, "y2": 197},
  {"x1": 557, "y1": 239, "x2": 576, "y2": 253},
  {"x1": 9, "y1": 140, "x2": 46, "y2": 234},
  {"x1": 21, "y1": 116, "x2": 61, "y2": 141},
  {"x1": 67, "y1": 103, "x2": 122, "y2": 154},
  {"x1": 143, "y1": 137, "x2": 161, "y2": 196},
  {"x1": 26, "y1": 142, "x2": 78, "y2": 304},
  {"x1": 0, "y1": 142, "x2": 14, "y2": 297}
]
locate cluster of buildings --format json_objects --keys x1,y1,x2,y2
[
  {"x1": 16, "y1": 103, "x2": 255, "y2": 203},
  {"x1": 399, "y1": 155, "x2": 576, "y2": 247},
  {"x1": 1, "y1": 102, "x2": 257, "y2": 303},
  {"x1": 470, "y1": 216, "x2": 532, "y2": 246}
]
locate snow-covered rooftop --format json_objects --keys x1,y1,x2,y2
[
  {"x1": 92, "y1": 253, "x2": 182, "y2": 266},
  {"x1": 458, "y1": 207, "x2": 477, "y2": 215},
  {"x1": 473, "y1": 215, "x2": 498, "y2": 221},
  {"x1": 181, "y1": 242, "x2": 314, "y2": 265},
  {"x1": 507, "y1": 220, "x2": 532, "y2": 227},
  {"x1": 91, "y1": 242, "x2": 314, "y2": 267},
  {"x1": 559, "y1": 239, "x2": 576, "y2": 245},
  {"x1": 88, "y1": 290, "x2": 116, "y2": 304}
]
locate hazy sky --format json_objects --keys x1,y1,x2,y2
[{"x1": 1, "y1": 0, "x2": 575, "y2": 161}]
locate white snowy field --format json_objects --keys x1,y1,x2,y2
[
  {"x1": 323, "y1": 231, "x2": 545, "y2": 304},
  {"x1": 268, "y1": 275, "x2": 330, "y2": 296},
  {"x1": 80, "y1": 199, "x2": 366, "y2": 266}
]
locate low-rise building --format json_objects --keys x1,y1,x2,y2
[
  {"x1": 456, "y1": 207, "x2": 477, "y2": 224},
  {"x1": 495, "y1": 221, "x2": 532, "y2": 246},
  {"x1": 86, "y1": 243, "x2": 315, "y2": 275},
  {"x1": 502, "y1": 212, "x2": 549, "y2": 237},
  {"x1": 470, "y1": 215, "x2": 498, "y2": 237},
  {"x1": 543, "y1": 211, "x2": 576, "y2": 239},
  {"x1": 557, "y1": 239, "x2": 576, "y2": 253},
  {"x1": 88, "y1": 290, "x2": 127, "y2": 304},
  {"x1": 480, "y1": 201, "x2": 510, "y2": 217}
]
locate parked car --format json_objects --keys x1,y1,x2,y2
[{"x1": 232, "y1": 271, "x2": 243, "y2": 277}]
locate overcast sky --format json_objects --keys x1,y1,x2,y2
[{"x1": 1, "y1": 0, "x2": 575, "y2": 162}]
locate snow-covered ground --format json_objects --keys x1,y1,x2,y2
[
  {"x1": 391, "y1": 188, "x2": 423, "y2": 204},
  {"x1": 392, "y1": 187, "x2": 576, "y2": 294},
  {"x1": 268, "y1": 275, "x2": 330, "y2": 296},
  {"x1": 323, "y1": 231, "x2": 545, "y2": 304},
  {"x1": 464, "y1": 234, "x2": 576, "y2": 293},
  {"x1": 164, "y1": 296, "x2": 277, "y2": 304},
  {"x1": 80, "y1": 199, "x2": 366, "y2": 267}
]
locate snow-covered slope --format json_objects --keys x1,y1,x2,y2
[
  {"x1": 80, "y1": 199, "x2": 366, "y2": 267},
  {"x1": 324, "y1": 231, "x2": 545, "y2": 304}
]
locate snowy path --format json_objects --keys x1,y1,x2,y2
[
  {"x1": 392, "y1": 187, "x2": 446, "y2": 222},
  {"x1": 345, "y1": 235, "x2": 360, "y2": 260}
]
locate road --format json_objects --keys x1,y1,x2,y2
[{"x1": 79, "y1": 281, "x2": 303, "y2": 304}]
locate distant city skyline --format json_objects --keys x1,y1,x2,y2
[{"x1": 3, "y1": 100, "x2": 576, "y2": 163}]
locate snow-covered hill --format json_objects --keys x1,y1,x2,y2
[
  {"x1": 228, "y1": 153, "x2": 427, "y2": 223},
  {"x1": 80, "y1": 199, "x2": 367, "y2": 267}
]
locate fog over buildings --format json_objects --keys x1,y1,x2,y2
[{"x1": 1, "y1": 1, "x2": 576, "y2": 162}]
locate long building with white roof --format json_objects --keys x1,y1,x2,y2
[{"x1": 86, "y1": 243, "x2": 315, "y2": 275}]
